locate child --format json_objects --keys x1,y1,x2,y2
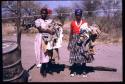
[{"x1": 89, "y1": 23, "x2": 101, "y2": 54}]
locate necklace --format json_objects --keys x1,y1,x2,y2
[{"x1": 75, "y1": 20, "x2": 82, "y2": 27}]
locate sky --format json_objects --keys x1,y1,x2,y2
[
  {"x1": 2, "y1": 0, "x2": 122, "y2": 17},
  {"x1": 38, "y1": 1, "x2": 78, "y2": 10},
  {"x1": 40, "y1": 1, "x2": 71, "y2": 9},
  {"x1": 35, "y1": 1, "x2": 81, "y2": 14}
]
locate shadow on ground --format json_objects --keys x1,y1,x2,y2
[
  {"x1": 70, "y1": 65, "x2": 117, "y2": 75},
  {"x1": 26, "y1": 62, "x2": 117, "y2": 78},
  {"x1": 40, "y1": 61, "x2": 65, "y2": 77}
]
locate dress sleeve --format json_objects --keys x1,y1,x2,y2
[{"x1": 35, "y1": 19, "x2": 41, "y2": 27}]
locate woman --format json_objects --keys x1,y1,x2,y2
[
  {"x1": 68, "y1": 9, "x2": 94, "y2": 77},
  {"x1": 34, "y1": 8, "x2": 54, "y2": 77},
  {"x1": 34, "y1": 8, "x2": 63, "y2": 77}
]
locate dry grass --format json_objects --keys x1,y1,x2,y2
[
  {"x1": 2, "y1": 21, "x2": 122, "y2": 44},
  {"x1": 2, "y1": 22, "x2": 16, "y2": 36},
  {"x1": 22, "y1": 27, "x2": 38, "y2": 34}
]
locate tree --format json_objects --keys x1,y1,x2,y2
[
  {"x1": 21, "y1": 1, "x2": 43, "y2": 16},
  {"x1": 2, "y1": 1, "x2": 42, "y2": 18},
  {"x1": 54, "y1": 6, "x2": 72, "y2": 25},
  {"x1": 100, "y1": 0, "x2": 122, "y2": 33},
  {"x1": 72, "y1": 0, "x2": 101, "y2": 25},
  {"x1": 83, "y1": 0, "x2": 101, "y2": 18},
  {"x1": 2, "y1": 1, "x2": 18, "y2": 18},
  {"x1": 73, "y1": 0, "x2": 101, "y2": 18}
]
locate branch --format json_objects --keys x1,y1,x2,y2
[{"x1": 7, "y1": 5, "x2": 18, "y2": 15}]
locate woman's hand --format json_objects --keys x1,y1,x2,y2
[{"x1": 36, "y1": 26, "x2": 55, "y2": 35}]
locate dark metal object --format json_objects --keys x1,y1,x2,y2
[
  {"x1": 2, "y1": 1, "x2": 29, "y2": 82},
  {"x1": 27, "y1": 64, "x2": 36, "y2": 72},
  {"x1": 3, "y1": 41, "x2": 29, "y2": 82}
]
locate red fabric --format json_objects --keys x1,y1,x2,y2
[
  {"x1": 71, "y1": 19, "x2": 86, "y2": 34},
  {"x1": 48, "y1": 9, "x2": 52, "y2": 15}
]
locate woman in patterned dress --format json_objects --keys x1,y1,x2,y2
[{"x1": 68, "y1": 9, "x2": 94, "y2": 77}]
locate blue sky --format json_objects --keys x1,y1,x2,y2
[
  {"x1": 2, "y1": 1, "x2": 122, "y2": 17},
  {"x1": 38, "y1": 1, "x2": 78, "y2": 9}
]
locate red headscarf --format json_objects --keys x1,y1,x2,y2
[{"x1": 47, "y1": 8, "x2": 52, "y2": 15}]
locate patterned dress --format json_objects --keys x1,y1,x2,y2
[{"x1": 69, "y1": 20, "x2": 94, "y2": 64}]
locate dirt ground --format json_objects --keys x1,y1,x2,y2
[{"x1": 3, "y1": 33, "x2": 122, "y2": 82}]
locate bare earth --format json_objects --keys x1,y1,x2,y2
[{"x1": 3, "y1": 34, "x2": 123, "y2": 82}]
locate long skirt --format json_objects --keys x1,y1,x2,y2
[
  {"x1": 68, "y1": 34, "x2": 94, "y2": 64},
  {"x1": 34, "y1": 33, "x2": 50, "y2": 65}
]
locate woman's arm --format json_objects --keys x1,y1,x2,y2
[
  {"x1": 69, "y1": 29, "x2": 73, "y2": 42},
  {"x1": 36, "y1": 26, "x2": 54, "y2": 34},
  {"x1": 67, "y1": 23, "x2": 73, "y2": 50},
  {"x1": 35, "y1": 19, "x2": 54, "y2": 34}
]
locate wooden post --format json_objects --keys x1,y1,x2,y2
[{"x1": 17, "y1": 1, "x2": 21, "y2": 51}]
